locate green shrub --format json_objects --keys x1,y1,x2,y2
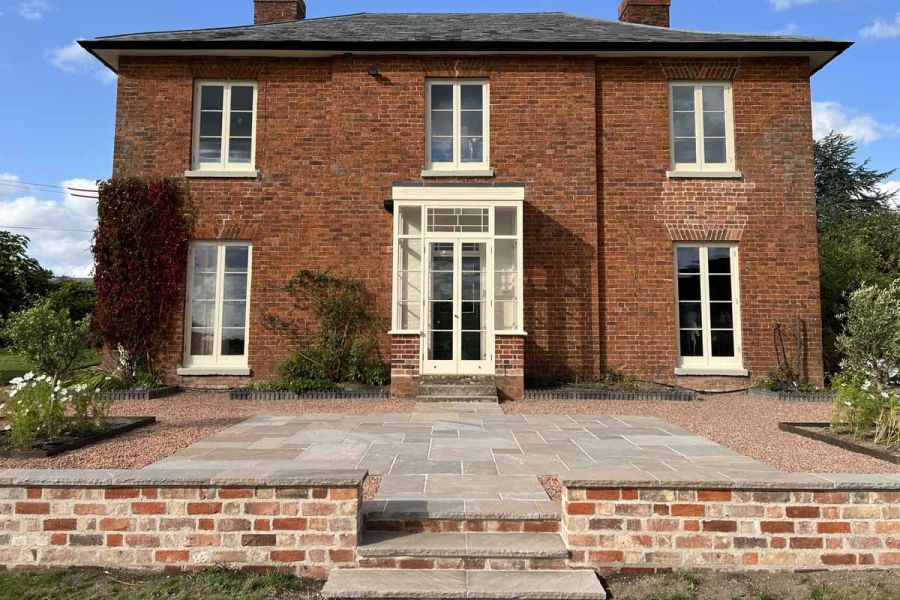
[
  {"x1": 837, "y1": 280, "x2": 900, "y2": 389},
  {"x1": 831, "y1": 372, "x2": 883, "y2": 437}
]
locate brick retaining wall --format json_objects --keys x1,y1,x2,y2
[
  {"x1": 0, "y1": 469, "x2": 366, "y2": 579},
  {"x1": 563, "y1": 477, "x2": 900, "y2": 573}
]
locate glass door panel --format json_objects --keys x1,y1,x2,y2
[
  {"x1": 460, "y1": 243, "x2": 487, "y2": 365},
  {"x1": 426, "y1": 242, "x2": 455, "y2": 371}
]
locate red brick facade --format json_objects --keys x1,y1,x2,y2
[{"x1": 111, "y1": 52, "x2": 823, "y2": 394}]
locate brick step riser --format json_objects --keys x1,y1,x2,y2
[
  {"x1": 417, "y1": 385, "x2": 498, "y2": 397},
  {"x1": 364, "y1": 519, "x2": 560, "y2": 534},
  {"x1": 357, "y1": 557, "x2": 570, "y2": 570},
  {"x1": 415, "y1": 396, "x2": 499, "y2": 404}
]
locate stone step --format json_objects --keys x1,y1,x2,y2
[
  {"x1": 359, "y1": 531, "x2": 569, "y2": 560},
  {"x1": 419, "y1": 375, "x2": 497, "y2": 386},
  {"x1": 322, "y1": 569, "x2": 607, "y2": 599},
  {"x1": 418, "y1": 384, "x2": 498, "y2": 397},
  {"x1": 416, "y1": 395, "x2": 499, "y2": 404}
]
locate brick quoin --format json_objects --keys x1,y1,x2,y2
[{"x1": 112, "y1": 51, "x2": 823, "y2": 393}]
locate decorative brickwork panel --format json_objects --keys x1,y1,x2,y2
[
  {"x1": 0, "y1": 484, "x2": 361, "y2": 579},
  {"x1": 563, "y1": 486, "x2": 900, "y2": 572},
  {"x1": 659, "y1": 60, "x2": 741, "y2": 81}
]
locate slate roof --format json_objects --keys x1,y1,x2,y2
[{"x1": 80, "y1": 12, "x2": 851, "y2": 73}]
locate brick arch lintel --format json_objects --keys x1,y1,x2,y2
[
  {"x1": 666, "y1": 224, "x2": 745, "y2": 242},
  {"x1": 660, "y1": 60, "x2": 741, "y2": 81}
]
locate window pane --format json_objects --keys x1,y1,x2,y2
[
  {"x1": 461, "y1": 332, "x2": 484, "y2": 361},
  {"x1": 680, "y1": 330, "x2": 703, "y2": 357},
  {"x1": 222, "y1": 301, "x2": 247, "y2": 328},
  {"x1": 194, "y1": 247, "x2": 217, "y2": 272},
  {"x1": 224, "y1": 273, "x2": 248, "y2": 300},
  {"x1": 221, "y1": 328, "x2": 245, "y2": 356},
  {"x1": 231, "y1": 86, "x2": 254, "y2": 111},
  {"x1": 462, "y1": 273, "x2": 483, "y2": 301},
  {"x1": 430, "y1": 85, "x2": 453, "y2": 110},
  {"x1": 200, "y1": 112, "x2": 223, "y2": 137},
  {"x1": 431, "y1": 111, "x2": 453, "y2": 136},
  {"x1": 230, "y1": 111, "x2": 253, "y2": 137},
  {"x1": 431, "y1": 138, "x2": 453, "y2": 163},
  {"x1": 677, "y1": 274, "x2": 701, "y2": 301},
  {"x1": 672, "y1": 86, "x2": 695, "y2": 111},
  {"x1": 679, "y1": 303, "x2": 703, "y2": 329},
  {"x1": 225, "y1": 247, "x2": 249, "y2": 272},
  {"x1": 461, "y1": 112, "x2": 483, "y2": 136},
  {"x1": 711, "y1": 330, "x2": 735, "y2": 357},
  {"x1": 702, "y1": 86, "x2": 725, "y2": 112},
  {"x1": 191, "y1": 330, "x2": 214, "y2": 356},
  {"x1": 677, "y1": 247, "x2": 701, "y2": 273},
  {"x1": 703, "y1": 112, "x2": 726, "y2": 138},
  {"x1": 199, "y1": 138, "x2": 222, "y2": 163},
  {"x1": 709, "y1": 275, "x2": 733, "y2": 301},
  {"x1": 674, "y1": 139, "x2": 697, "y2": 164},
  {"x1": 461, "y1": 137, "x2": 483, "y2": 163},
  {"x1": 431, "y1": 272, "x2": 453, "y2": 301},
  {"x1": 399, "y1": 302, "x2": 420, "y2": 330},
  {"x1": 461, "y1": 302, "x2": 483, "y2": 330},
  {"x1": 399, "y1": 207, "x2": 422, "y2": 236},
  {"x1": 710, "y1": 304, "x2": 734, "y2": 328},
  {"x1": 398, "y1": 239, "x2": 422, "y2": 271},
  {"x1": 461, "y1": 85, "x2": 483, "y2": 110},
  {"x1": 399, "y1": 272, "x2": 421, "y2": 302},
  {"x1": 192, "y1": 274, "x2": 217, "y2": 300},
  {"x1": 191, "y1": 301, "x2": 215, "y2": 328},
  {"x1": 495, "y1": 207, "x2": 517, "y2": 236},
  {"x1": 673, "y1": 112, "x2": 695, "y2": 137},
  {"x1": 432, "y1": 302, "x2": 453, "y2": 330},
  {"x1": 707, "y1": 248, "x2": 731, "y2": 274},
  {"x1": 704, "y1": 138, "x2": 727, "y2": 164},
  {"x1": 496, "y1": 240, "x2": 517, "y2": 272},
  {"x1": 429, "y1": 331, "x2": 453, "y2": 361},
  {"x1": 495, "y1": 300, "x2": 517, "y2": 331},
  {"x1": 229, "y1": 138, "x2": 253, "y2": 163},
  {"x1": 200, "y1": 85, "x2": 224, "y2": 110},
  {"x1": 495, "y1": 273, "x2": 517, "y2": 301}
]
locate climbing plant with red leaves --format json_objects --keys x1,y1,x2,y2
[{"x1": 92, "y1": 178, "x2": 191, "y2": 377}]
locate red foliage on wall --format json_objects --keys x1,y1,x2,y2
[{"x1": 91, "y1": 178, "x2": 191, "y2": 372}]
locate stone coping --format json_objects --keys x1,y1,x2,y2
[
  {"x1": 561, "y1": 471, "x2": 900, "y2": 491},
  {"x1": 0, "y1": 468, "x2": 368, "y2": 488}
]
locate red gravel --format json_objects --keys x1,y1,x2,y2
[
  {"x1": 0, "y1": 392, "x2": 414, "y2": 470},
  {"x1": 503, "y1": 393, "x2": 900, "y2": 474}
]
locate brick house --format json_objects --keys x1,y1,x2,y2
[{"x1": 81, "y1": 0, "x2": 849, "y2": 399}]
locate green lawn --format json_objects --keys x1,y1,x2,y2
[{"x1": 0, "y1": 349, "x2": 103, "y2": 386}]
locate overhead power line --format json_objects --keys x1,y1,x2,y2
[{"x1": 0, "y1": 225, "x2": 95, "y2": 234}]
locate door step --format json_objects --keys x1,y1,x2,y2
[
  {"x1": 322, "y1": 569, "x2": 607, "y2": 599},
  {"x1": 417, "y1": 376, "x2": 499, "y2": 404},
  {"x1": 359, "y1": 531, "x2": 569, "y2": 560}
]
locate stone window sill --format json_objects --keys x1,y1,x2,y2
[
  {"x1": 420, "y1": 169, "x2": 496, "y2": 178},
  {"x1": 388, "y1": 330, "x2": 421, "y2": 336},
  {"x1": 177, "y1": 367, "x2": 251, "y2": 377},
  {"x1": 666, "y1": 170, "x2": 743, "y2": 180},
  {"x1": 495, "y1": 331, "x2": 528, "y2": 336},
  {"x1": 184, "y1": 170, "x2": 260, "y2": 179},
  {"x1": 675, "y1": 367, "x2": 749, "y2": 377}
]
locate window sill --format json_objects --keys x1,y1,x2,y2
[
  {"x1": 184, "y1": 170, "x2": 260, "y2": 179},
  {"x1": 388, "y1": 330, "x2": 421, "y2": 336},
  {"x1": 420, "y1": 169, "x2": 496, "y2": 178},
  {"x1": 666, "y1": 170, "x2": 743, "y2": 179},
  {"x1": 675, "y1": 367, "x2": 749, "y2": 377},
  {"x1": 177, "y1": 367, "x2": 251, "y2": 377},
  {"x1": 495, "y1": 331, "x2": 528, "y2": 337}
]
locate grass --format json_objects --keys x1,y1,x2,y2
[
  {"x1": 0, "y1": 568, "x2": 324, "y2": 600},
  {"x1": 0, "y1": 349, "x2": 103, "y2": 386}
]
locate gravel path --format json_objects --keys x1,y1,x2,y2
[
  {"x1": 0, "y1": 392, "x2": 414, "y2": 470},
  {"x1": 503, "y1": 393, "x2": 900, "y2": 474}
]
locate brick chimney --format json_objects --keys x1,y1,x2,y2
[
  {"x1": 254, "y1": 0, "x2": 306, "y2": 24},
  {"x1": 618, "y1": 0, "x2": 671, "y2": 28}
]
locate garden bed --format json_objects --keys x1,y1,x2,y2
[
  {"x1": 750, "y1": 388, "x2": 834, "y2": 402},
  {"x1": 0, "y1": 416, "x2": 157, "y2": 459},
  {"x1": 779, "y1": 422, "x2": 900, "y2": 465},
  {"x1": 230, "y1": 388, "x2": 390, "y2": 401},
  {"x1": 102, "y1": 386, "x2": 180, "y2": 401}
]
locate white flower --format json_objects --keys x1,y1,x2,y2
[
  {"x1": 94, "y1": 388, "x2": 101, "y2": 394},
  {"x1": 23, "y1": 372, "x2": 34, "y2": 381},
  {"x1": 862, "y1": 381, "x2": 872, "y2": 390},
  {"x1": 6, "y1": 390, "x2": 14, "y2": 399},
  {"x1": 9, "y1": 377, "x2": 23, "y2": 386}
]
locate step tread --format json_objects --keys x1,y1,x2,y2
[
  {"x1": 362, "y1": 499, "x2": 561, "y2": 521},
  {"x1": 416, "y1": 396, "x2": 499, "y2": 404},
  {"x1": 322, "y1": 569, "x2": 606, "y2": 599},
  {"x1": 359, "y1": 531, "x2": 568, "y2": 558}
]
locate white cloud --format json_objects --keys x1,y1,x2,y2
[
  {"x1": 879, "y1": 181, "x2": 900, "y2": 209},
  {"x1": 0, "y1": 177, "x2": 98, "y2": 277},
  {"x1": 860, "y1": 13, "x2": 900, "y2": 40},
  {"x1": 773, "y1": 23, "x2": 799, "y2": 35},
  {"x1": 46, "y1": 41, "x2": 116, "y2": 84},
  {"x1": 812, "y1": 101, "x2": 899, "y2": 144},
  {"x1": 18, "y1": 0, "x2": 54, "y2": 20},
  {"x1": 770, "y1": 0, "x2": 818, "y2": 11}
]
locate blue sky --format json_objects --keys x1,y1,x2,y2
[{"x1": 0, "y1": 0, "x2": 898, "y2": 275}]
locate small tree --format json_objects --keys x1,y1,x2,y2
[
  {"x1": 837, "y1": 280, "x2": 900, "y2": 390},
  {"x1": 91, "y1": 178, "x2": 191, "y2": 381},
  {"x1": 47, "y1": 278, "x2": 97, "y2": 323},
  {"x1": 0, "y1": 231, "x2": 53, "y2": 319}
]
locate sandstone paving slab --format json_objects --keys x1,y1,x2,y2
[
  {"x1": 365, "y1": 499, "x2": 467, "y2": 518},
  {"x1": 462, "y1": 461, "x2": 499, "y2": 475},
  {"x1": 377, "y1": 475, "x2": 427, "y2": 497},
  {"x1": 322, "y1": 569, "x2": 468, "y2": 599},
  {"x1": 466, "y1": 570, "x2": 606, "y2": 600},
  {"x1": 391, "y1": 458, "x2": 463, "y2": 475}
]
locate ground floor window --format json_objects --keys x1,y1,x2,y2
[
  {"x1": 675, "y1": 243, "x2": 742, "y2": 370},
  {"x1": 184, "y1": 242, "x2": 252, "y2": 367}
]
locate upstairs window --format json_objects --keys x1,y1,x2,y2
[
  {"x1": 669, "y1": 82, "x2": 735, "y2": 173},
  {"x1": 426, "y1": 80, "x2": 490, "y2": 172},
  {"x1": 192, "y1": 81, "x2": 257, "y2": 172}
]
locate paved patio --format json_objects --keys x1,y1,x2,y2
[{"x1": 144, "y1": 402, "x2": 784, "y2": 506}]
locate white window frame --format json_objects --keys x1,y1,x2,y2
[
  {"x1": 673, "y1": 243, "x2": 743, "y2": 372},
  {"x1": 191, "y1": 80, "x2": 258, "y2": 173},
  {"x1": 668, "y1": 82, "x2": 736, "y2": 174},
  {"x1": 183, "y1": 241, "x2": 253, "y2": 369},
  {"x1": 389, "y1": 199, "x2": 524, "y2": 338},
  {"x1": 425, "y1": 79, "x2": 491, "y2": 173}
]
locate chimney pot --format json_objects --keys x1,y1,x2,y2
[
  {"x1": 254, "y1": 0, "x2": 306, "y2": 24},
  {"x1": 619, "y1": 0, "x2": 671, "y2": 28}
]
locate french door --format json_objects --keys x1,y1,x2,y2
[{"x1": 422, "y1": 239, "x2": 494, "y2": 374}]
